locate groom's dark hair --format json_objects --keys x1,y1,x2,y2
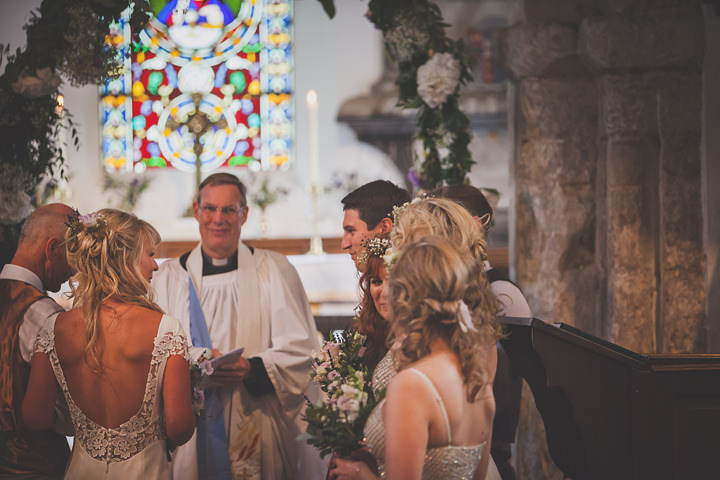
[{"x1": 341, "y1": 180, "x2": 410, "y2": 229}]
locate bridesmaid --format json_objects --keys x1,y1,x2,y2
[{"x1": 331, "y1": 235, "x2": 502, "y2": 480}]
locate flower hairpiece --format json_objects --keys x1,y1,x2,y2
[
  {"x1": 391, "y1": 202, "x2": 408, "y2": 225},
  {"x1": 382, "y1": 246, "x2": 401, "y2": 272},
  {"x1": 457, "y1": 301, "x2": 477, "y2": 333},
  {"x1": 60, "y1": 209, "x2": 106, "y2": 246},
  {"x1": 391, "y1": 197, "x2": 423, "y2": 225},
  {"x1": 357, "y1": 236, "x2": 392, "y2": 265}
]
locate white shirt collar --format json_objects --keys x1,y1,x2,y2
[{"x1": 0, "y1": 264, "x2": 45, "y2": 292}]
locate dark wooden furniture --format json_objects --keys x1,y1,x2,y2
[{"x1": 500, "y1": 317, "x2": 720, "y2": 480}]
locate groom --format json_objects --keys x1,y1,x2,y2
[{"x1": 0, "y1": 203, "x2": 75, "y2": 478}]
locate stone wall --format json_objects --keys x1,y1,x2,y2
[{"x1": 503, "y1": 0, "x2": 707, "y2": 477}]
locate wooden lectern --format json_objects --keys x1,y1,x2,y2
[{"x1": 500, "y1": 318, "x2": 720, "y2": 480}]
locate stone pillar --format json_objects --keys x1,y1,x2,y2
[
  {"x1": 505, "y1": 5, "x2": 599, "y2": 330},
  {"x1": 503, "y1": 3, "x2": 598, "y2": 478},
  {"x1": 504, "y1": 0, "x2": 706, "y2": 477},
  {"x1": 579, "y1": 2, "x2": 706, "y2": 353}
]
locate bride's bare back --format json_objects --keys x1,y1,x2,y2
[{"x1": 54, "y1": 303, "x2": 164, "y2": 428}]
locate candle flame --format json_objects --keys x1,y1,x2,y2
[{"x1": 306, "y1": 90, "x2": 317, "y2": 106}]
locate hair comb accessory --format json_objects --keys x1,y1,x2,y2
[
  {"x1": 457, "y1": 301, "x2": 476, "y2": 333},
  {"x1": 60, "y1": 209, "x2": 106, "y2": 246},
  {"x1": 357, "y1": 236, "x2": 392, "y2": 265}
]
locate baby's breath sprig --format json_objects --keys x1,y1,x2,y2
[{"x1": 357, "y1": 236, "x2": 393, "y2": 265}]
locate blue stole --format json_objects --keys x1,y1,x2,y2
[{"x1": 188, "y1": 277, "x2": 233, "y2": 479}]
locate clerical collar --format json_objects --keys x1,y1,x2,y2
[
  {"x1": 200, "y1": 249, "x2": 238, "y2": 275},
  {"x1": 179, "y1": 246, "x2": 253, "y2": 275}
]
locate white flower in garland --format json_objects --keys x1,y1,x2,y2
[
  {"x1": 416, "y1": 52, "x2": 461, "y2": 108},
  {"x1": 0, "y1": 165, "x2": 32, "y2": 225},
  {"x1": 384, "y1": 14, "x2": 429, "y2": 62},
  {"x1": 11, "y1": 68, "x2": 62, "y2": 98}
]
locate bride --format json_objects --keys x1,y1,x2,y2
[
  {"x1": 22, "y1": 209, "x2": 195, "y2": 478},
  {"x1": 330, "y1": 235, "x2": 502, "y2": 480}
]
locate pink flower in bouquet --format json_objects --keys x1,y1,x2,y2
[{"x1": 323, "y1": 342, "x2": 341, "y2": 361}]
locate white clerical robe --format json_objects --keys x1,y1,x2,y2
[{"x1": 152, "y1": 245, "x2": 324, "y2": 480}]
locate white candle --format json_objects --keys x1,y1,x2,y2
[{"x1": 306, "y1": 90, "x2": 319, "y2": 186}]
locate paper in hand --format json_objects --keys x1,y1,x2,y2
[{"x1": 210, "y1": 347, "x2": 245, "y2": 369}]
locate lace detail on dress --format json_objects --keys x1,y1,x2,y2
[{"x1": 42, "y1": 326, "x2": 189, "y2": 464}]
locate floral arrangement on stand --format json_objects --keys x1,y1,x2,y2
[
  {"x1": 103, "y1": 171, "x2": 152, "y2": 212},
  {"x1": 246, "y1": 173, "x2": 289, "y2": 238},
  {"x1": 317, "y1": 0, "x2": 475, "y2": 188},
  {"x1": 301, "y1": 329, "x2": 383, "y2": 458},
  {"x1": 0, "y1": 0, "x2": 150, "y2": 264}
]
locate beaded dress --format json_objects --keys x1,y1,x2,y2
[
  {"x1": 35, "y1": 314, "x2": 189, "y2": 479},
  {"x1": 364, "y1": 350, "x2": 501, "y2": 480}
]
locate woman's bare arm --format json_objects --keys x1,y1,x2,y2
[
  {"x1": 163, "y1": 354, "x2": 195, "y2": 448},
  {"x1": 21, "y1": 352, "x2": 59, "y2": 431},
  {"x1": 383, "y1": 370, "x2": 432, "y2": 480}
]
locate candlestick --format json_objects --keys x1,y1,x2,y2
[
  {"x1": 306, "y1": 90, "x2": 320, "y2": 186},
  {"x1": 306, "y1": 90, "x2": 324, "y2": 255}
]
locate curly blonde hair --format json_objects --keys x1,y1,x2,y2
[
  {"x1": 388, "y1": 236, "x2": 502, "y2": 401},
  {"x1": 391, "y1": 196, "x2": 498, "y2": 316},
  {"x1": 64, "y1": 208, "x2": 163, "y2": 372}
]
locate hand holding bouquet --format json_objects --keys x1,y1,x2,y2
[
  {"x1": 189, "y1": 353, "x2": 214, "y2": 420},
  {"x1": 301, "y1": 330, "x2": 382, "y2": 458}
]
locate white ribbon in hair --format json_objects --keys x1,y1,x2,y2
[{"x1": 457, "y1": 301, "x2": 477, "y2": 333}]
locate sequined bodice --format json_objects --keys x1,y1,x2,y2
[
  {"x1": 371, "y1": 348, "x2": 399, "y2": 397},
  {"x1": 364, "y1": 353, "x2": 486, "y2": 479},
  {"x1": 35, "y1": 315, "x2": 189, "y2": 465}
]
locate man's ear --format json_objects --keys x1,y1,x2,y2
[
  {"x1": 192, "y1": 201, "x2": 200, "y2": 221},
  {"x1": 379, "y1": 217, "x2": 393, "y2": 233},
  {"x1": 239, "y1": 205, "x2": 249, "y2": 226},
  {"x1": 45, "y1": 237, "x2": 60, "y2": 259}
]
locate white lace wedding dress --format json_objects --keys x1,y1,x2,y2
[{"x1": 35, "y1": 314, "x2": 189, "y2": 479}]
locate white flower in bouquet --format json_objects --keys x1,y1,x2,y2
[
  {"x1": 416, "y1": 52, "x2": 461, "y2": 108},
  {"x1": 301, "y1": 329, "x2": 381, "y2": 457}
]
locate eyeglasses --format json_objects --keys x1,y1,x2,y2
[{"x1": 199, "y1": 204, "x2": 242, "y2": 218}]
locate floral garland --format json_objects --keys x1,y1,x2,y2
[
  {"x1": 0, "y1": 0, "x2": 150, "y2": 221},
  {"x1": 318, "y1": 0, "x2": 475, "y2": 188}
]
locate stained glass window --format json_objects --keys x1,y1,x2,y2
[{"x1": 101, "y1": 0, "x2": 293, "y2": 174}]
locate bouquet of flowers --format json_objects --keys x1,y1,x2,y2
[
  {"x1": 189, "y1": 353, "x2": 213, "y2": 420},
  {"x1": 301, "y1": 329, "x2": 382, "y2": 458}
]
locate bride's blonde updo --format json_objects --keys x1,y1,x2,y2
[
  {"x1": 64, "y1": 208, "x2": 163, "y2": 371},
  {"x1": 388, "y1": 236, "x2": 502, "y2": 400}
]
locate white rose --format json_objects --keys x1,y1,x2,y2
[
  {"x1": 12, "y1": 68, "x2": 62, "y2": 98},
  {"x1": 416, "y1": 53, "x2": 461, "y2": 108}
]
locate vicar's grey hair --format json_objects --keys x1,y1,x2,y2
[{"x1": 196, "y1": 173, "x2": 247, "y2": 207}]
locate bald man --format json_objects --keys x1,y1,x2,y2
[{"x1": 0, "y1": 203, "x2": 75, "y2": 479}]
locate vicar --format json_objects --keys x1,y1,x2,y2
[
  {"x1": 152, "y1": 173, "x2": 323, "y2": 480},
  {"x1": 0, "y1": 203, "x2": 75, "y2": 478}
]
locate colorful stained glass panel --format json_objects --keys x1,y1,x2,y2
[{"x1": 101, "y1": 0, "x2": 293, "y2": 173}]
